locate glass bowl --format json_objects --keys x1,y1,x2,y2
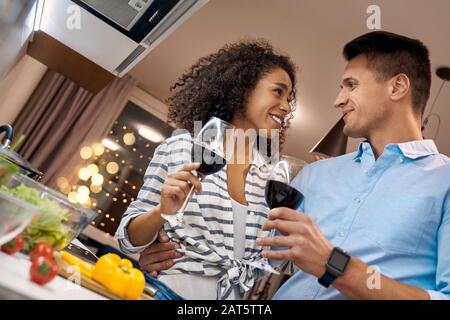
[
  {"x1": 0, "y1": 191, "x2": 41, "y2": 246},
  {"x1": 1, "y1": 174, "x2": 97, "y2": 251}
]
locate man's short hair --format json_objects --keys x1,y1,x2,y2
[{"x1": 343, "y1": 31, "x2": 431, "y2": 116}]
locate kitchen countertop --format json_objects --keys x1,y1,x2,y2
[{"x1": 0, "y1": 249, "x2": 107, "y2": 300}]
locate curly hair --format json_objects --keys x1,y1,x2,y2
[{"x1": 166, "y1": 39, "x2": 298, "y2": 146}]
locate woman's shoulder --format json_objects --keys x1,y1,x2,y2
[{"x1": 160, "y1": 132, "x2": 193, "y2": 150}]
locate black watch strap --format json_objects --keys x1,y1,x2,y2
[{"x1": 318, "y1": 271, "x2": 337, "y2": 288}]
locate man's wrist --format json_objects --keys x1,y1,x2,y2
[
  {"x1": 332, "y1": 256, "x2": 357, "y2": 288},
  {"x1": 318, "y1": 247, "x2": 351, "y2": 288}
]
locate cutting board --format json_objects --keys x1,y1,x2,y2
[{"x1": 55, "y1": 254, "x2": 154, "y2": 300}]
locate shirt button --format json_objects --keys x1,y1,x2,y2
[
  {"x1": 399, "y1": 158, "x2": 404, "y2": 163},
  {"x1": 362, "y1": 145, "x2": 367, "y2": 151},
  {"x1": 353, "y1": 198, "x2": 361, "y2": 204},
  {"x1": 338, "y1": 231, "x2": 346, "y2": 237},
  {"x1": 249, "y1": 211, "x2": 255, "y2": 216}
]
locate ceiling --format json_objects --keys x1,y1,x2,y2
[{"x1": 129, "y1": 0, "x2": 450, "y2": 162}]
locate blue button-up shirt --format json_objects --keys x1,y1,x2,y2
[{"x1": 273, "y1": 140, "x2": 450, "y2": 300}]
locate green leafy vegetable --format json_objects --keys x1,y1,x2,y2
[{"x1": 0, "y1": 184, "x2": 69, "y2": 251}]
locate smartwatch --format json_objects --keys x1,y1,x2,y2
[{"x1": 318, "y1": 247, "x2": 351, "y2": 288}]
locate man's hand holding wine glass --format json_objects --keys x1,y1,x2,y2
[{"x1": 256, "y1": 207, "x2": 334, "y2": 278}]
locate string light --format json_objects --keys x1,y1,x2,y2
[
  {"x1": 68, "y1": 192, "x2": 77, "y2": 203},
  {"x1": 91, "y1": 173, "x2": 104, "y2": 186},
  {"x1": 57, "y1": 177, "x2": 71, "y2": 194},
  {"x1": 76, "y1": 192, "x2": 89, "y2": 204},
  {"x1": 92, "y1": 143, "x2": 104, "y2": 156},
  {"x1": 80, "y1": 146, "x2": 93, "y2": 159},
  {"x1": 123, "y1": 132, "x2": 136, "y2": 146},
  {"x1": 77, "y1": 120, "x2": 165, "y2": 231},
  {"x1": 90, "y1": 184, "x2": 102, "y2": 193},
  {"x1": 87, "y1": 164, "x2": 99, "y2": 175},
  {"x1": 78, "y1": 168, "x2": 91, "y2": 181},
  {"x1": 106, "y1": 162, "x2": 119, "y2": 174}
]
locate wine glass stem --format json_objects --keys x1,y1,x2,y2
[
  {"x1": 177, "y1": 185, "x2": 196, "y2": 215},
  {"x1": 264, "y1": 229, "x2": 276, "y2": 252},
  {"x1": 176, "y1": 175, "x2": 204, "y2": 219}
]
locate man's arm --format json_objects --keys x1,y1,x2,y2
[
  {"x1": 333, "y1": 256, "x2": 429, "y2": 299},
  {"x1": 138, "y1": 230, "x2": 183, "y2": 277},
  {"x1": 257, "y1": 207, "x2": 431, "y2": 300}
]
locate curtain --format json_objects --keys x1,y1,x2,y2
[{"x1": 13, "y1": 69, "x2": 138, "y2": 187}]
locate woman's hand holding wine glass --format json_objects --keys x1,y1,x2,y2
[
  {"x1": 160, "y1": 163, "x2": 203, "y2": 216},
  {"x1": 160, "y1": 117, "x2": 234, "y2": 227}
]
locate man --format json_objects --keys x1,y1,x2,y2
[{"x1": 136, "y1": 31, "x2": 450, "y2": 299}]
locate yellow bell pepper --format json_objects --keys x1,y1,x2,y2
[
  {"x1": 60, "y1": 251, "x2": 95, "y2": 278},
  {"x1": 91, "y1": 253, "x2": 145, "y2": 300}
]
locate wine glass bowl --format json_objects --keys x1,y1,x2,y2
[
  {"x1": 161, "y1": 117, "x2": 235, "y2": 227},
  {"x1": 250, "y1": 155, "x2": 307, "y2": 274}
]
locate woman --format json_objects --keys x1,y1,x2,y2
[{"x1": 115, "y1": 40, "x2": 297, "y2": 299}]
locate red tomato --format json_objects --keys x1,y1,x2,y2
[
  {"x1": 29, "y1": 256, "x2": 58, "y2": 285},
  {"x1": 29, "y1": 242, "x2": 54, "y2": 261},
  {"x1": 1, "y1": 235, "x2": 24, "y2": 255}
]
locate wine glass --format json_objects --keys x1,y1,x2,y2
[
  {"x1": 161, "y1": 117, "x2": 235, "y2": 227},
  {"x1": 250, "y1": 155, "x2": 307, "y2": 274}
]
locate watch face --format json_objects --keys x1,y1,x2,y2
[{"x1": 329, "y1": 249, "x2": 350, "y2": 273}]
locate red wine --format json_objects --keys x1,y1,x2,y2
[
  {"x1": 265, "y1": 180, "x2": 304, "y2": 209},
  {"x1": 192, "y1": 143, "x2": 226, "y2": 175}
]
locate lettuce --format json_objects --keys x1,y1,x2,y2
[{"x1": 0, "y1": 184, "x2": 70, "y2": 251}]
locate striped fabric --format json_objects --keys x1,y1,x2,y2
[{"x1": 115, "y1": 133, "x2": 272, "y2": 299}]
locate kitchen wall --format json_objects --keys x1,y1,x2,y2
[{"x1": 0, "y1": 54, "x2": 47, "y2": 125}]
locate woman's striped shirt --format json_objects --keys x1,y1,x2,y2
[{"x1": 115, "y1": 133, "x2": 272, "y2": 299}]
